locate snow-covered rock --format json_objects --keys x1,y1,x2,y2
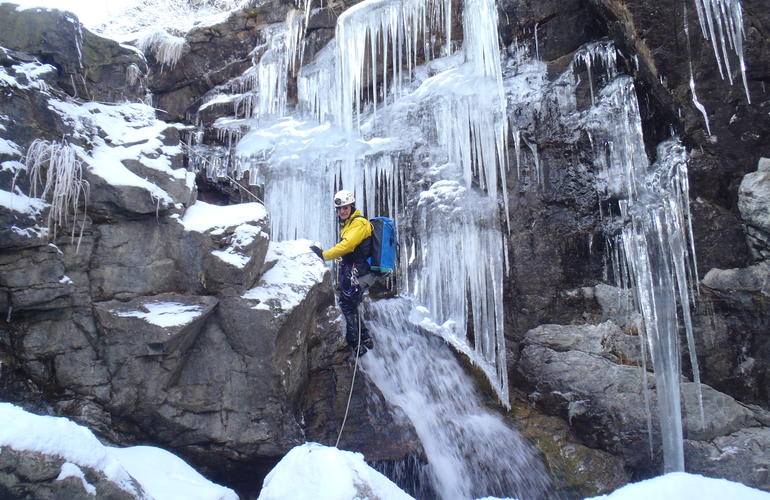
[{"x1": 257, "y1": 443, "x2": 414, "y2": 500}]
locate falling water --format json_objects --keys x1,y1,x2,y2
[{"x1": 362, "y1": 298, "x2": 551, "y2": 500}]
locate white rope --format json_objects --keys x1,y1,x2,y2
[{"x1": 335, "y1": 312, "x2": 363, "y2": 448}]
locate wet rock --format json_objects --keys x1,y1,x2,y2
[
  {"x1": 513, "y1": 408, "x2": 629, "y2": 498},
  {"x1": 302, "y1": 305, "x2": 423, "y2": 462}
]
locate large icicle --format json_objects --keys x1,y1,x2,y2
[
  {"x1": 412, "y1": 181, "x2": 509, "y2": 403},
  {"x1": 587, "y1": 76, "x2": 702, "y2": 472}
]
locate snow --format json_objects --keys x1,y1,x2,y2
[
  {"x1": 11, "y1": 0, "x2": 248, "y2": 40},
  {"x1": 0, "y1": 188, "x2": 48, "y2": 215},
  {"x1": 181, "y1": 200, "x2": 267, "y2": 233},
  {"x1": 112, "y1": 301, "x2": 205, "y2": 328},
  {"x1": 110, "y1": 446, "x2": 238, "y2": 500},
  {"x1": 0, "y1": 137, "x2": 22, "y2": 156},
  {"x1": 242, "y1": 239, "x2": 327, "y2": 313},
  {"x1": 0, "y1": 402, "x2": 141, "y2": 496},
  {"x1": 0, "y1": 403, "x2": 237, "y2": 499},
  {"x1": 259, "y1": 444, "x2": 770, "y2": 500},
  {"x1": 257, "y1": 442, "x2": 414, "y2": 500},
  {"x1": 584, "y1": 472, "x2": 770, "y2": 500},
  {"x1": 211, "y1": 223, "x2": 264, "y2": 268},
  {"x1": 57, "y1": 462, "x2": 97, "y2": 495},
  {"x1": 45, "y1": 99, "x2": 186, "y2": 204}
]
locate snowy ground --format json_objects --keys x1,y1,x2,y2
[
  {"x1": 0, "y1": 403, "x2": 237, "y2": 500},
  {"x1": 260, "y1": 442, "x2": 770, "y2": 500},
  {"x1": 2, "y1": 403, "x2": 768, "y2": 500}
]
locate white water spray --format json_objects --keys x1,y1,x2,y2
[{"x1": 362, "y1": 298, "x2": 551, "y2": 500}]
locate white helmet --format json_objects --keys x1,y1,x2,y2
[{"x1": 334, "y1": 189, "x2": 355, "y2": 207}]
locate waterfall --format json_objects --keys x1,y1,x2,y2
[{"x1": 362, "y1": 298, "x2": 551, "y2": 500}]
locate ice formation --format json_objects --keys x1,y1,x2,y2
[
  {"x1": 585, "y1": 76, "x2": 702, "y2": 472},
  {"x1": 137, "y1": 28, "x2": 186, "y2": 69}
]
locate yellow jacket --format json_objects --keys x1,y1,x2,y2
[{"x1": 322, "y1": 209, "x2": 372, "y2": 261}]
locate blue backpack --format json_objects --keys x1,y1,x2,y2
[{"x1": 368, "y1": 216, "x2": 397, "y2": 275}]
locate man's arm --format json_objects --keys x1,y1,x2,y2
[{"x1": 322, "y1": 218, "x2": 371, "y2": 260}]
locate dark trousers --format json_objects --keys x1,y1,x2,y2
[{"x1": 338, "y1": 262, "x2": 371, "y2": 348}]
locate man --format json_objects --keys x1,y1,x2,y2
[{"x1": 310, "y1": 189, "x2": 375, "y2": 355}]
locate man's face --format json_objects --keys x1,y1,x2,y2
[{"x1": 336, "y1": 204, "x2": 352, "y2": 220}]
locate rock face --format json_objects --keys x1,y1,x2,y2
[
  {"x1": 2, "y1": 0, "x2": 770, "y2": 497},
  {"x1": 517, "y1": 320, "x2": 770, "y2": 489},
  {"x1": 0, "y1": 3, "x2": 147, "y2": 102}
]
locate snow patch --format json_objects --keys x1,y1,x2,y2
[
  {"x1": 109, "y1": 446, "x2": 238, "y2": 500},
  {"x1": 0, "y1": 188, "x2": 48, "y2": 215},
  {"x1": 242, "y1": 239, "x2": 327, "y2": 313},
  {"x1": 111, "y1": 302, "x2": 205, "y2": 328},
  {"x1": 584, "y1": 472, "x2": 770, "y2": 500},
  {"x1": 57, "y1": 462, "x2": 97, "y2": 495},
  {"x1": 0, "y1": 403, "x2": 140, "y2": 496},
  {"x1": 258, "y1": 442, "x2": 413, "y2": 500},
  {"x1": 0, "y1": 138, "x2": 23, "y2": 157},
  {"x1": 181, "y1": 200, "x2": 267, "y2": 233}
]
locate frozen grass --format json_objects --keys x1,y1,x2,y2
[{"x1": 21, "y1": 139, "x2": 89, "y2": 246}]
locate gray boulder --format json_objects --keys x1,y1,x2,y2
[
  {"x1": 685, "y1": 427, "x2": 770, "y2": 492},
  {"x1": 739, "y1": 158, "x2": 770, "y2": 259},
  {"x1": 177, "y1": 200, "x2": 270, "y2": 294},
  {"x1": 90, "y1": 219, "x2": 184, "y2": 301},
  {"x1": 94, "y1": 293, "x2": 217, "y2": 358},
  {"x1": 0, "y1": 244, "x2": 74, "y2": 312},
  {"x1": 518, "y1": 321, "x2": 763, "y2": 483},
  {"x1": 696, "y1": 262, "x2": 770, "y2": 407}
]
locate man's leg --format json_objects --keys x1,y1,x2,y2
[{"x1": 339, "y1": 290, "x2": 370, "y2": 348}]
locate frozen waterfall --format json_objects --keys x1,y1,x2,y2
[
  {"x1": 585, "y1": 76, "x2": 702, "y2": 472},
  {"x1": 190, "y1": 0, "x2": 706, "y2": 486}
]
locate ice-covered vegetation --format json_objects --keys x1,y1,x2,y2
[
  {"x1": 18, "y1": 139, "x2": 89, "y2": 244},
  {"x1": 137, "y1": 28, "x2": 186, "y2": 69}
]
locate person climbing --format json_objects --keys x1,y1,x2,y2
[{"x1": 310, "y1": 189, "x2": 375, "y2": 355}]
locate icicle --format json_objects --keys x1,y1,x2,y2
[
  {"x1": 572, "y1": 39, "x2": 619, "y2": 106},
  {"x1": 588, "y1": 75, "x2": 703, "y2": 471},
  {"x1": 137, "y1": 28, "x2": 186, "y2": 69},
  {"x1": 684, "y1": 3, "x2": 713, "y2": 136},
  {"x1": 334, "y1": 0, "x2": 453, "y2": 133},
  {"x1": 692, "y1": 0, "x2": 750, "y2": 102}
]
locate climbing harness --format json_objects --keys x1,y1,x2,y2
[{"x1": 335, "y1": 314, "x2": 363, "y2": 448}]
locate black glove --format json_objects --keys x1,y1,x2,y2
[{"x1": 310, "y1": 245, "x2": 324, "y2": 260}]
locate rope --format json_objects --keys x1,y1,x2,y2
[{"x1": 335, "y1": 312, "x2": 363, "y2": 448}]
